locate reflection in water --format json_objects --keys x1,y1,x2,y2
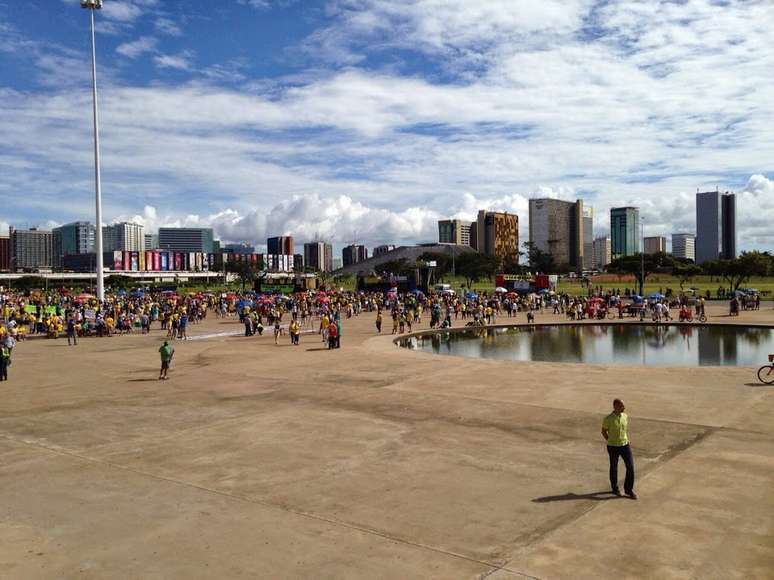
[{"x1": 399, "y1": 324, "x2": 774, "y2": 367}]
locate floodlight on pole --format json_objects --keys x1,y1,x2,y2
[{"x1": 82, "y1": 0, "x2": 104, "y2": 302}]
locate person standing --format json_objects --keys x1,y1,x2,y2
[
  {"x1": 158, "y1": 340, "x2": 175, "y2": 380},
  {"x1": 375, "y1": 311, "x2": 382, "y2": 333},
  {"x1": 66, "y1": 317, "x2": 78, "y2": 346},
  {"x1": 601, "y1": 398, "x2": 637, "y2": 499},
  {"x1": 327, "y1": 320, "x2": 338, "y2": 350}
]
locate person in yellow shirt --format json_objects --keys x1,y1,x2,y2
[
  {"x1": 320, "y1": 314, "x2": 329, "y2": 343},
  {"x1": 601, "y1": 398, "x2": 637, "y2": 499},
  {"x1": 289, "y1": 319, "x2": 300, "y2": 345}
]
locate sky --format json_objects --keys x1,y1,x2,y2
[{"x1": 1, "y1": 0, "x2": 773, "y2": 252}]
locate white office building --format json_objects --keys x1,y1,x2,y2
[{"x1": 672, "y1": 233, "x2": 696, "y2": 262}]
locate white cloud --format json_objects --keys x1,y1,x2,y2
[
  {"x1": 116, "y1": 36, "x2": 158, "y2": 59},
  {"x1": 154, "y1": 17, "x2": 182, "y2": 37},
  {"x1": 5, "y1": 1, "x2": 774, "y2": 252},
  {"x1": 109, "y1": 195, "x2": 441, "y2": 247},
  {"x1": 101, "y1": 0, "x2": 157, "y2": 23},
  {"x1": 153, "y1": 51, "x2": 193, "y2": 70}
]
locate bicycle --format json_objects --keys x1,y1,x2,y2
[{"x1": 757, "y1": 355, "x2": 774, "y2": 385}]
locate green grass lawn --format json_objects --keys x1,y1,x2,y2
[
  {"x1": 430, "y1": 275, "x2": 774, "y2": 299},
  {"x1": 557, "y1": 275, "x2": 774, "y2": 298}
]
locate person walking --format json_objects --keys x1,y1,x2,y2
[
  {"x1": 158, "y1": 340, "x2": 175, "y2": 380},
  {"x1": 601, "y1": 398, "x2": 637, "y2": 499},
  {"x1": 0, "y1": 343, "x2": 10, "y2": 381},
  {"x1": 289, "y1": 319, "x2": 300, "y2": 346}
]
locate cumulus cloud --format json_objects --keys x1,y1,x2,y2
[
  {"x1": 101, "y1": 0, "x2": 157, "y2": 23},
  {"x1": 5, "y1": 1, "x2": 774, "y2": 253},
  {"x1": 109, "y1": 195, "x2": 441, "y2": 247},
  {"x1": 116, "y1": 36, "x2": 158, "y2": 59},
  {"x1": 153, "y1": 51, "x2": 193, "y2": 70}
]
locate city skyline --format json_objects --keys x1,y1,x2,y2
[{"x1": 1, "y1": 1, "x2": 773, "y2": 250}]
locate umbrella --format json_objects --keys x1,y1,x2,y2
[
  {"x1": 648, "y1": 293, "x2": 665, "y2": 300},
  {"x1": 630, "y1": 295, "x2": 643, "y2": 303},
  {"x1": 465, "y1": 292, "x2": 478, "y2": 300},
  {"x1": 494, "y1": 287, "x2": 507, "y2": 293},
  {"x1": 589, "y1": 296, "x2": 605, "y2": 303}
]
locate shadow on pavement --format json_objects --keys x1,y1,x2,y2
[{"x1": 532, "y1": 491, "x2": 618, "y2": 503}]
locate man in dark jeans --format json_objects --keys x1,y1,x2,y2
[{"x1": 601, "y1": 398, "x2": 637, "y2": 499}]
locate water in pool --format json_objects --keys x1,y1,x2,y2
[{"x1": 399, "y1": 324, "x2": 774, "y2": 367}]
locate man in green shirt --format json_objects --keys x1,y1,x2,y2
[
  {"x1": 601, "y1": 398, "x2": 637, "y2": 499},
  {"x1": 158, "y1": 340, "x2": 175, "y2": 380}
]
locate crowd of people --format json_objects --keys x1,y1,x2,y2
[{"x1": 0, "y1": 282, "x2": 767, "y2": 382}]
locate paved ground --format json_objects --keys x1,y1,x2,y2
[{"x1": 1, "y1": 304, "x2": 773, "y2": 579}]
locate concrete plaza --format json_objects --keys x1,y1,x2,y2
[{"x1": 1, "y1": 304, "x2": 773, "y2": 579}]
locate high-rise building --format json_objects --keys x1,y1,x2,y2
[
  {"x1": 643, "y1": 236, "x2": 666, "y2": 255},
  {"x1": 592, "y1": 236, "x2": 612, "y2": 269},
  {"x1": 373, "y1": 244, "x2": 396, "y2": 256},
  {"x1": 52, "y1": 221, "x2": 96, "y2": 268},
  {"x1": 0, "y1": 236, "x2": 10, "y2": 271},
  {"x1": 303, "y1": 241, "x2": 333, "y2": 272},
  {"x1": 267, "y1": 236, "x2": 294, "y2": 255},
  {"x1": 583, "y1": 206, "x2": 594, "y2": 270},
  {"x1": 610, "y1": 207, "x2": 640, "y2": 260},
  {"x1": 9, "y1": 227, "x2": 53, "y2": 270},
  {"x1": 144, "y1": 233, "x2": 159, "y2": 250},
  {"x1": 672, "y1": 233, "x2": 696, "y2": 262},
  {"x1": 528, "y1": 199, "x2": 584, "y2": 271},
  {"x1": 104, "y1": 222, "x2": 144, "y2": 252},
  {"x1": 438, "y1": 219, "x2": 472, "y2": 246},
  {"x1": 696, "y1": 190, "x2": 736, "y2": 263},
  {"x1": 158, "y1": 227, "x2": 214, "y2": 253},
  {"x1": 223, "y1": 242, "x2": 256, "y2": 254},
  {"x1": 332, "y1": 256, "x2": 343, "y2": 270},
  {"x1": 342, "y1": 244, "x2": 368, "y2": 267},
  {"x1": 472, "y1": 210, "x2": 519, "y2": 263}
]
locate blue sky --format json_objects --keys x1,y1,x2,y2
[{"x1": 1, "y1": 0, "x2": 773, "y2": 251}]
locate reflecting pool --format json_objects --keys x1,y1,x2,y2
[{"x1": 398, "y1": 324, "x2": 774, "y2": 367}]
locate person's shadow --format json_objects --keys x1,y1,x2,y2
[{"x1": 532, "y1": 490, "x2": 618, "y2": 503}]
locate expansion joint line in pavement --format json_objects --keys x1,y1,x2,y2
[
  {"x1": 0, "y1": 432, "x2": 540, "y2": 580},
  {"x1": 490, "y1": 425, "x2": 722, "y2": 575}
]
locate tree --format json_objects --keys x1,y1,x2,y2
[
  {"x1": 522, "y1": 241, "x2": 555, "y2": 273},
  {"x1": 716, "y1": 252, "x2": 772, "y2": 292},
  {"x1": 673, "y1": 263, "x2": 702, "y2": 291},
  {"x1": 456, "y1": 253, "x2": 500, "y2": 289},
  {"x1": 105, "y1": 274, "x2": 132, "y2": 289},
  {"x1": 501, "y1": 254, "x2": 524, "y2": 275},
  {"x1": 378, "y1": 258, "x2": 414, "y2": 277},
  {"x1": 226, "y1": 260, "x2": 262, "y2": 291},
  {"x1": 12, "y1": 276, "x2": 46, "y2": 292},
  {"x1": 417, "y1": 252, "x2": 452, "y2": 279},
  {"x1": 606, "y1": 252, "x2": 674, "y2": 296}
]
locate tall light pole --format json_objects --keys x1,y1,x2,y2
[
  {"x1": 640, "y1": 215, "x2": 645, "y2": 297},
  {"x1": 82, "y1": 0, "x2": 105, "y2": 302}
]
